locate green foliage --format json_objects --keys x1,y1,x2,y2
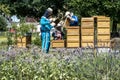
[
  {"x1": 0, "y1": 4, "x2": 10, "y2": 15},
  {"x1": 32, "y1": 36, "x2": 41, "y2": 47},
  {"x1": 7, "y1": 32, "x2": 13, "y2": 46},
  {"x1": 0, "y1": 50, "x2": 120, "y2": 79},
  {"x1": 16, "y1": 23, "x2": 34, "y2": 37},
  {"x1": 0, "y1": 15, "x2": 7, "y2": 31},
  {"x1": 1, "y1": 0, "x2": 120, "y2": 32}
]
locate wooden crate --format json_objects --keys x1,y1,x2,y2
[
  {"x1": 67, "y1": 27, "x2": 80, "y2": 35},
  {"x1": 82, "y1": 42, "x2": 94, "y2": 48},
  {"x1": 96, "y1": 16, "x2": 110, "y2": 47},
  {"x1": 67, "y1": 35, "x2": 80, "y2": 42},
  {"x1": 17, "y1": 36, "x2": 31, "y2": 48},
  {"x1": 81, "y1": 17, "x2": 94, "y2": 22},
  {"x1": 97, "y1": 34, "x2": 110, "y2": 41},
  {"x1": 81, "y1": 22, "x2": 94, "y2": 28},
  {"x1": 97, "y1": 22, "x2": 110, "y2": 28},
  {"x1": 97, "y1": 42, "x2": 110, "y2": 47},
  {"x1": 51, "y1": 40, "x2": 65, "y2": 48},
  {"x1": 97, "y1": 17, "x2": 110, "y2": 22},
  {"x1": 17, "y1": 42, "x2": 26, "y2": 48},
  {"x1": 64, "y1": 18, "x2": 70, "y2": 28},
  {"x1": 97, "y1": 28, "x2": 110, "y2": 34},
  {"x1": 82, "y1": 36, "x2": 94, "y2": 42},
  {"x1": 81, "y1": 17, "x2": 94, "y2": 48},
  {"x1": 67, "y1": 41, "x2": 80, "y2": 47},
  {"x1": 66, "y1": 27, "x2": 80, "y2": 48},
  {"x1": 81, "y1": 28, "x2": 94, "y2": 36}
]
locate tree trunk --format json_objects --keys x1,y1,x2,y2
[
  {"x1": 112, "y1": 20, "x2": 117, "y2": 32},
  {"x1": 111, "y1": 20, "x2": 119, "y2": 38}
]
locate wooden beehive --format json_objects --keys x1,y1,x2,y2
[
  {"x1": 51, "y1": 40, "x2": 65, "y2": 48},
  {"x1": 64, "y1": 18, "x2": 70, "y2": 28},
  {"x1": 66, "y1": 26, "x2": 80, "y2": 47},
  {"x1": 17, "y1": 36, "x2": 31, "y2": 48},
  {"x1": 96, "y1": 16, "x2": 110, "y2": 47},
  {"x1": 81, "y1": 17, "x2": 94, "y2": 48}
]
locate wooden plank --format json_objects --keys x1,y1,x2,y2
[
  {"x1": 52, "y1": 40, "x2": 65, "y2": 48},
  {"x1": 81, "y1": 28, "x2": 94, "y2": 35},
  {"x1": 52, "y1": 43, "x2": 65, "y2": 48},
  {"x1": 67, "y1": 42, "x2": 80, "y2": 47},
  {"x1": 81, "y1": 17, "x2": 94, "y2": 22},
  {"x1": 97, "y1": 17, "x2": 110, "y2": 22},
  {"x1": 64, "y1": 18, "x2": 70, "y2": 28},
  {"x1": 17, "y1": 37, "x2": 26, "y2": 42},
  {"x1": 81, "y1": 27, "x2": 94, "y2": 29},
  {"x1": 67, "y1": 28, "x2": 80, "y2": 35},
  {"x1": 67, "y1": 35, "x2": 80, "y2": 41},
  {"x1": 81, "y1": 42, "x2": 94, "y2": 48},
  {"x1": 97, "y1": 42, "x2": 110, "y2": 47},
  {"x1": 81, "y1": 41, "x2": 94, "y2": 43},
  {"x1": 22, "y1": 37, "x2": 27, "y2": 42},
  {"x1": 82, "y1": 36, "x2": 94, "y2": 42},
  {"x1": 67, "y1": 26, "x2": 80, "y2": 29},
  {"x1": 97, "y1": 35, "x2": 110, "y2": 41},
  {"x1": 97, "y1": 28, "x2": 110, "y2": 34},
  {"x1": 52, "y1": 40, "x2": 64, "y2": 43},
  {"x1": 17, "y1": 38, "x2": 22, "y2": 42},
  {"x1": 97, "y1": 22, "x2": 110, "y2": 28},
  {"x1": 67, "y1": 41, "x2": 80, "y2": 43},
  {"x1": 81, "y1": 22, "x2": 94, "y2": 28},
  {"x1": 17, "y1": 42, "x2": 26, "y2": 48}
]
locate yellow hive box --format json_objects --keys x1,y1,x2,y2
[{"x1": 51, "y1": 40, "x2": 65, "y2": 48}]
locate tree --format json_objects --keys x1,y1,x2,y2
[
  {"x1": 66, "y1": 0, "x2": 120, "y2": 32},
  {"x1": 0, "y1": 4, "x2": 10, "y2": 15},
  {"x1": 0, "y1": 15, "x2": 7, "y2": 31}
]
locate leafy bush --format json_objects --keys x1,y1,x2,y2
[
  {"x1": 0, "y1": 15, "x2": 7, "y2": 31},
  {"x1": 0, "y1": 47, "x2": 120, "y2": 80},
  {"x1": 32, "y1": 36, "x2": 41, "y2": 47}
]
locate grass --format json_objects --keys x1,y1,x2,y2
[
  {"x1": 0, "y1": 36, "x2": 7, "y2": 43},
  {"x1": 0, "y1": 35, "x2": 8, "y2": 50}
]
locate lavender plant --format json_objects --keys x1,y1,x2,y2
[{"x1": 0, "y1": 46, "x2": 120, "y2": 80}]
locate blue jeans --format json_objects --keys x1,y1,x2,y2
[{"x1": 41, "y1": 32, "x2": 50, "y2": 53}]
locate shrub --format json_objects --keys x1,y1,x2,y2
[
  {"x1": 0, "y1": 15, "x2": 7, "y2": 31},
  {"x1": 32, "y1": 36, "x2": 41, "y2": 47}
]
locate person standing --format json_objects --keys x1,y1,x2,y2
[
  {"x1": 65, "y1": 11, "x2": 79, "y2": 26},
  {"x1": 40, "y1": 8, "x2": 55, "y2": 53}
]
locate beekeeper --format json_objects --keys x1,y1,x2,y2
[{"x1": 40, "y1": 8, "x2": 56, "y2": 53}]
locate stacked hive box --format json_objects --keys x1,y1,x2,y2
[
  {"x1": 51, "y1": 40, "x2": 65, "y2": 48},
  {"x1": 96, "y1": 16, "x2": 110, "y2": 47},
  {"x1": 66, "y1": 27, "x2": 80, "y2": 47},
  {"x1": 17, "y1": 36, "x2": 31, "y2": 48},
  {"x1": 81, "y1": 17, "x2": 94, "y2": 48},
  {"x1": 51, "y1": 19, "x2": 80, "y2": 48},
  {"x1": 51, "y1": 18, "x2": 67, "y2": 48}
]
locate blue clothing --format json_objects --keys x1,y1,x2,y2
[
  {"x1": 41, "y1": 32, "x2": 50, "y2": 53},
  {"x1": 70, "y1": 15, "x2": 78, "y2": 26},
  {"x1": 40, "y1": 16, "x2": 53, "y2": 53},
  {"x1": 40, "y1": 16, "x2": 53, "y2": 32}
]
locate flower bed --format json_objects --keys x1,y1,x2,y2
[{"x1": 0, "y1": 46, "x2": 120, "y2": 80}]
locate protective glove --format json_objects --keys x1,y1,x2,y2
[{"x1": 49, "y1": 18, "x2": 56, "y2": 23}]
